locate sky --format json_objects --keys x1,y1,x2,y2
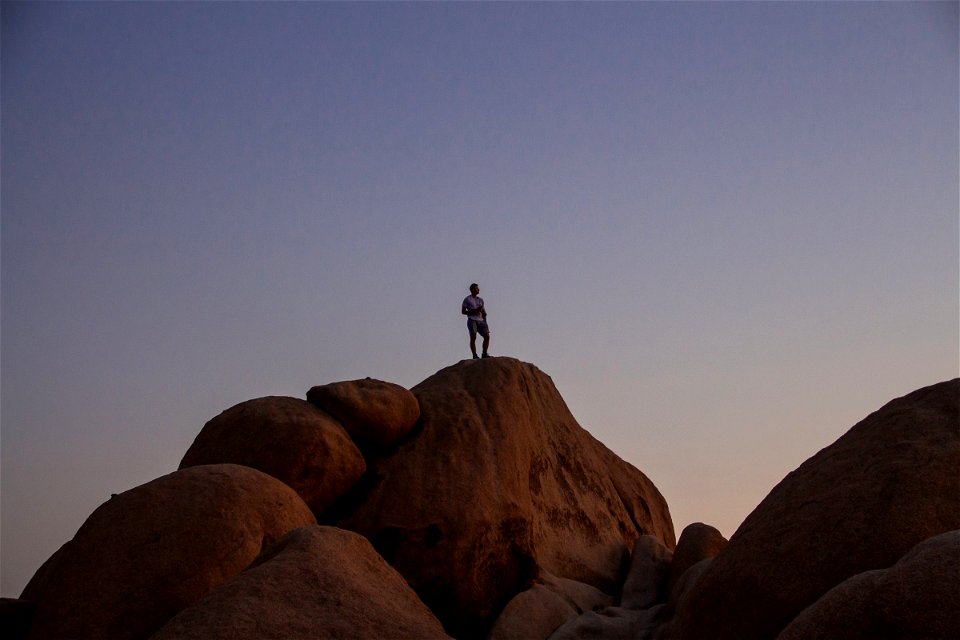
[{"x1": 2, "y1": 1, "x2": 957, "y2": 597}]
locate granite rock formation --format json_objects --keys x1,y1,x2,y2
[
  {"x1": 665, "y1": 522, "x2": 727, "y2": 595},
  {"x1": 487, "y1": 571, "x2": 614, "y2": 640},
  {"x1": 179, "y1": 396, "x2": 366, "y2": 514},
  {"x1": 334, "y1": 358, "x2": 675, "y2": 637},
  {"x1": 22, "y1": 464, "x2": 316, "y2": 640},
  {"x1": 307, "y1": 377, "x2": 421, "y2": 447},
  {"x1": 775, "y1": 530, "x2": 960, "y2": 640},
  {"x1": 665, "y1": 378, "x2": 960, "y2": 640},
  {"x1": 17, "y1": 362, "x2": 957, "y2": 640},
  {"x1": 150, "y1": 525, "x2": 452, "y2": 640}
]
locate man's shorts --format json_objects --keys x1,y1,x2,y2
[{"x1": 467, "y1": 318, "x2": 490, "y2": 338}]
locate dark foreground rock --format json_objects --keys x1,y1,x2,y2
[
  {"x1": 665, "y1": 522, "x2": 727, "y2": 594},
  {"x1": 667, "y1": 378, "x2": 960, "y2": 640},
  {"x1": 776, "y1": 530, "x2": 960, "y2": 640},
  {"x1": 150, "y1": 525, "x2": 452, "y2": 640},
  {"x1": 336, "y1": 358, "x2": 675, "y2": 637},
  {"x1": 488, "y1": 571, "x2": 614, "y2": 640},
  {"x1": 620, "y1": 535, "x2": 673, "y2": 610},
  {"x1": 0, "y1": 598, "x2": 33, "y2": 640},
  {"x1": 550, "y1": 604, "x2": 668, "y2": 640},
  {"x1": 22, "y1": 464, "x2": 316, "y2": 640}
]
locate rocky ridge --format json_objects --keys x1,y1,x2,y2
[{"x1": 7, "y1": 360, "x2": 958, "y2": 640}]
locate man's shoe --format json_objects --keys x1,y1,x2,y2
[
  {"x1": 472, "y1": 353, "x2": 480, "y2": 359},
  {"x1": 482, "y1": 352, "x2": 491, "y2": 358}
]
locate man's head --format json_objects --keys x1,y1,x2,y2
[{"x1": 469, "y1": 283, "x2": 479, "y2": 296}]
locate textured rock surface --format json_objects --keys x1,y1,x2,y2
[
  {"x1": 776, "y1": 530, "x2": 960, "y2": 640},
  {"x1": 665, "y1": 523, "x2": 727, "y2": 594},
  {"x1": 488, "y1": 571, "x2": 614, "y2": 640},
  {"x1": 669, "y1": 378, "x2": 960, "y2": 640},
  {"x1": 307, "y1": 378, "x2": 421, "y2": 447},
  {"x1": 620, "y1": 535, "x2": 673, "y2": 610},
  {"x1": 179, "y1": 396, "x2": 366, "y2": 514},
  {"x1": 336, "y1": 358, "x2": 675, "y2": 637},
  {"x1": 22, "y1": 464, "x2": 316, "y2": 640},
  {"x1": 151, "y1": 525, "x2": 451, "y2": 640}
]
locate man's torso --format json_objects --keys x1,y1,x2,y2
[{"x1": 463, "y1": 295, "x2": 484, "y2": 319}]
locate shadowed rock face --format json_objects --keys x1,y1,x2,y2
[
  {"x1": 488, "y1": 570, "x2": 614, "y2": 640},
  {"x1": 150, "y1": 526, "x2": 452, "y2": 640},
  {"x1": 666, "y1": 523, "x2": 727, "y2": 595},
  {"x1": 179, "y1": 396, "x2": 366, "y2": 514},
  {"x1": 669, "y1": 378, "x2": 960, "y2": 640},
  {"x1": 776, "y1": 530, "x2": 960, "y2": 640},
  {"x1": 621, "y1": 535, "x2": 673, "y2": 610},
  {"x1": 335, "y1": 358, "x2": 675, "y2": 638},
  {"x1": 22, "y1": 464, "x2": 316, "y2": 640}
]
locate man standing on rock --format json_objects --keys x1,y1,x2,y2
[{"x1": 462, "y1": 283, "x2": 490, "y2": 359}]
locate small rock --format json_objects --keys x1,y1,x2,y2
[
  {"x1": 666, "y1": 523, "x2": 727, "y2": 594},
  {"x1": 488, "y1": 571, "x2": 614, "y2": 640},
  {"x1": 307, "y1": 378, "x2": 420, "y2": 447}
]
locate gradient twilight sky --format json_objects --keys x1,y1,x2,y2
[{"x1": 2, "y1": 1, "x2": 957, "y2": 597}]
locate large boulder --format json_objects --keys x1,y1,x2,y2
[
  {"x1": 336, "y1": 358, "x2": 675, "y2": 637},
  {"x1": 179, "y1": 396, "x2": 366, "y2": 514},
  {"x1": 150, "y1": 525, "x2": 452, "y2": 640},
  {"x1": 776, "y1": 530, "x2": 960, "y2": 640},
  {"x1": 307, "y1": 378, "x2": 421, "y2": 447},
  {"x1": 22, "y1": 464, "x2": 316, "y2": 640},
  {"x1": 669, "y1": 378, "x2": 960, "y2": 640}
]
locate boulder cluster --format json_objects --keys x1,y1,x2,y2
[{"x1": 5, "y1": 359, "x2": 958, "y2": 640}]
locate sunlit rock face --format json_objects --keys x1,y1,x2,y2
[{"x1": 334, "y1": 357, "x2": 675, "y2": 638}]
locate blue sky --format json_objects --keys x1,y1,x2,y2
[{"x1": 2, "y1": 1, "x2": 957, "y2": 596}]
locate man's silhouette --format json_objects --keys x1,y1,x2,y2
[{"x1": 461, "y1": 283, "x2": 490, "y2": 359}]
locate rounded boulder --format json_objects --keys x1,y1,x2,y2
[
  {"x1": 666, "y1": 523, "x2": 727, "y2": 595},
  {"x1": 307, "y1": 378, "x2": 420, "y2": 447},
  {"x1": 22, "y1": 464, "x2": 316, "y2": 640},
  {"x1": 777, "y1": 531, "x2": 960, "y2": 639},
  {"x1": 151, "y1": 526, "x2": 452, "y2": 640},
  {"x1": 179, "y1": 396, "x2": 366, "y2": 514},
  {"x1": 670, "y1": 379, "x2": 960, "y2": 640}
]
